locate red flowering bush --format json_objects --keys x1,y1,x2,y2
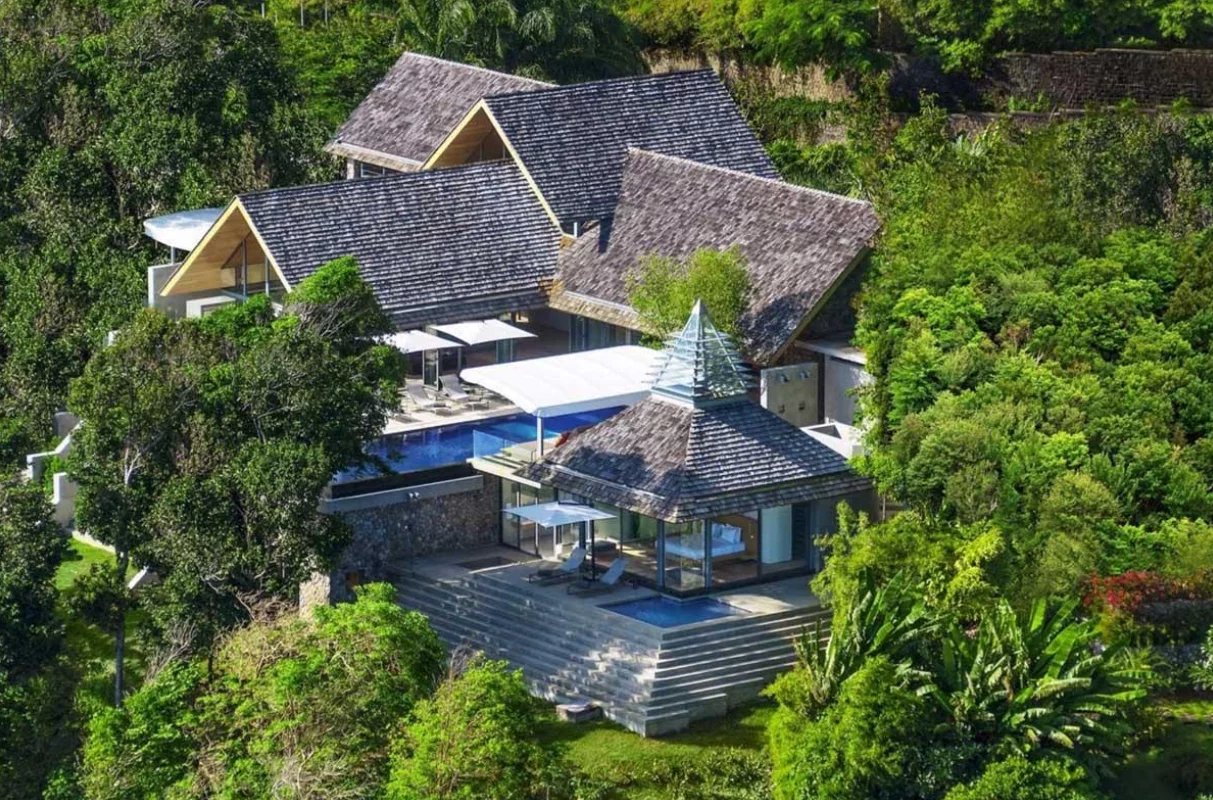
[
  {"x1": 1083, "y1": 571, "x2": 1205, "y2": 616},
  {"x1": 1084, "y1": 571, "x2": 1213, "y2": 646}
]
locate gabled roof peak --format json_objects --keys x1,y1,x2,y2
[{"x1": 650, "y1": 300, "x2": 754, "y2": 405}]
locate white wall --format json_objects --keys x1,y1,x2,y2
[
  {"x1": 760, "y1": 363, "x2": 819, "y2": 427},
  {"x1": 822, "y1": 357, "x2": 871, "y2": 425}
]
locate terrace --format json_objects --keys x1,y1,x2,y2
[{"x1": 392, "y1": 545, "x2": 827, "y2": 735}]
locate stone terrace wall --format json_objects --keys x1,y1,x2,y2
[
  {"x1": 648, "y1": 47, "x2": 1213, "y2": 111},
  {"x1": 986, "y1": 49, "x2": 1213, "y2": 109},
  {"x1": 300, "y1": 475, "x2": 502, "y2": 610}
]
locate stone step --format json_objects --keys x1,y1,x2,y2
[
  {"x1": 405, "y1": 594, "x2": 660, "y2": 706},
  {"x1": 397, "y1": 585, "x2": 661, "y2": 675},
  {"x1": 394, "y1": 566, "x2": 831, "y2": 736}
]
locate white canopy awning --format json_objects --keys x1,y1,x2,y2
[
  {"x1": 461, "y1": 345, "x2": 659, "y2": 418},
  {"x1": 382, "y1": 330, "x2": 463, "y2": 354},
  {"x1": 142, "y1": 208, "x2": 223, "y2": 253},
  {"x1": 503, "y1": 501, "x2": 616, "y2": 527},
  {"x1": 433, "y1": 318, "x2": 537, "y2": 346}
]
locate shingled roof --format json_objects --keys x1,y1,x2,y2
[
  {"x1": 552, "y1": 150, "x2": 881, "y2": 364},
  {"x1": 480, "y1": 71, "x2": 777, "y2": 227},
  {"x1": 240, "y1": 162, "x2": 560, "y2": 328},
  {"x1": 521, "y1": 304, "x2": 868, "y2": 521},
  {"x1": 328, "y1": 53, "x2": 550, "y2": 171}
]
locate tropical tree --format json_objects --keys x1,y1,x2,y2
[
  {"x1": 0, "y1": 477, "x2": 70, "y2": 798},
  {"x1": 628, "y1": 246, "x2": 752, "y2": 341},
  {"x1": 79, "y1": 583, "x2": 446, "y2": 799},
  {"x1": 387, "y1": 657, "x2": 565, "y2": 800},
  {"x1": 766, "y1": 572, "x2": 935, "y2": 715},
  {"x1": 68, "y1": 311, "x2": 204, "y2": 705}
]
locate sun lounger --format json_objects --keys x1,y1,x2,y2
[
  {"x1": 567, "y1": 557, "x2": 628, "y2": 595},
  {"x1": 440, "y1": 373, "x2": 470, "y2": 402},
  {"x1": 405, "y1": 383, "x2": 447, "y2": 411},
  {"x1": 526, "y1": 547, "x2": 586, "y2": 584}
]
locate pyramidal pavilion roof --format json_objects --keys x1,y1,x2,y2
[
  {"x1": 649, "y1": 300, "x2": 754, "y2": 405},
  {"x1": 520, "y1": 302, "x2": 869, "y2": 522}
]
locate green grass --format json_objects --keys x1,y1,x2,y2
[
  {"x1": 55, "y1": 538, "x2": 116, "y2": 590},
  {"x1": 55, "y1": 538, "x2": 148, "y2": 707},
  {"x1": 540, "y1": 703, "x2": 774, "y2": 798},
  {"x1": 1114, "y1": 698, "x2": 1213, "y2": 800}
]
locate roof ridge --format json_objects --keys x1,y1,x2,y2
[
  {"x1": 399, "y1": 51, "x2": 554, "y2": 87},
  {"x1": 484, "y1": 68, "x2": 717, "y2": 102},
  {"x1": 625, "y1": 147, "x2": 873, "y2": 208}
]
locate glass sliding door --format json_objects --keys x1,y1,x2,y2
[
  {"x1": 706, "y1": 513, "x2": 759, "y2": 586},
  {"x1": 663, "y1": 520, "x2": 707, "y2": 591},
  {"x1": 617, "y1": 510, "x2": 660, "y2": 585}
]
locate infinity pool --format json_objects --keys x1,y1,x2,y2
[
  {"x1": 334, "y1": 407, "x2": 621, "y2": 483},
  {"x1": 603, "y1": 597, "x2": 747, "y2": 628}
]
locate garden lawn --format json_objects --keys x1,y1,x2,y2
[
  {"x1": 55, "y1": 538, "x2": 116, "y2": 590},
  {"x1": 56, "y1": 537, "x2": 147, "y2": 706},
  {"x1": 542, "y1": 703, "x2": 773, "y2": 799}
]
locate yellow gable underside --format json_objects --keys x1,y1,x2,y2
[{"x1": 161, "y1": 200, "x2": 288, "y2": 296}]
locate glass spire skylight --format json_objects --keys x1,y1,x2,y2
[{"x1": 649, "y1": 300, "x2": 753, "y2": 404}]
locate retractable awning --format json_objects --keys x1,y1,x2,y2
[
  {"x1": 460, "y1": 345, "x2": 659, "y2": 418},
  {"x1": 433, "y1": 318, "x2": 536, "y2": 346},
  {"x1": 382, "y1": 330, "x2": 463, "y2": 353},
  {"x1": 142, "y1": 208, "x2": 223, "y2": 253}
]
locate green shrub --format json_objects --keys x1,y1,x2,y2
[
  {"x1": 387, "y1": 658, "x2": 565, "y2": 800},
  {"x1": 942, "y1": 754, "x2": 1103, "y2": 800}
]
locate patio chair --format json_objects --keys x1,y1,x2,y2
[
  {"x1": 567, "y1": 557, "x2": 629, "y2": 596},
  {"x1": 439, "y1": 373, "x2": 471, "y2": 403},
  {"x1": 526, "y1": 547, "x2": 586, "y2": 584}
]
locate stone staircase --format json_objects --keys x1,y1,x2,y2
[{"x1": 393, "y1": 564, "x2": 831, "y2": 736}]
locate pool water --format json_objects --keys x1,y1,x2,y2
[
  {"x1": 334, "y1": 407, "x2": 621, "y2": 482},
  {"x1": 603, "y1": 597, "x2": 747, "y2": 628}
]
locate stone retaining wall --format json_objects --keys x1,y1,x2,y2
[
  {"x1": 300, "y1": 475, "x2": 502, "y2": 611},
  {"x1": 647, "y1": 47, "x2": 1213, "y2": 111}
]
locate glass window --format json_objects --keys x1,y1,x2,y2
[
  {"x1": 663, "y1": 520, "x2": 705, "y2": 592},
  {"x1": 616, "y1": 510, "x2": 660, "y2": 585},
  {"x1": 707, "y1": 513, "x2": 759, "y2": 586}
]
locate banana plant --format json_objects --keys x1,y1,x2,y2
[{"x1": 927, "y1": 596, "x2": 1149, "y2": 765}]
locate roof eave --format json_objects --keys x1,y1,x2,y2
[{"x1": 324, "y1": 140, "x2": 423, "y2": 172}]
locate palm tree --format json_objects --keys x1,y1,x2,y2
[{"x1": 395, "y1": 0, "x2": 517, "y2": 65}]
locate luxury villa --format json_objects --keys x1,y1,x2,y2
[{"x1": 42, "y1": 52, "x2": 887, "y2": 734}]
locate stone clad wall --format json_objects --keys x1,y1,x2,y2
[
  {"x1": 300, "y1": 475, "x2": 502, "y2": 611},
  {"x1": 988, "y1": 49, "x2": 1213, "y2": 108},
  {"x1": 648, "y1": 47, "x2": 1213, "y2": 112}
]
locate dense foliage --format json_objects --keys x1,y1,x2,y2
[
  {"x1": 387, "y1": 657, "x2": 565, "y2": 799},
  {"x1": 0, "y1": 0, "x2": 331, "y2": 466},
  {"x1": 801, "y1": 106, "x2": 1213, "y2": 625},
  {"x1": 67, "y1": 257, "x2": 401, "y2": 704},
  {"x1": 0, "y1": 479, "x2": 70, "y2": 798},
  {"x1": 617, "y1": 0, "x2": 1213, "y2": 74},
  {"x1": 766, "y1": 97, "x2": 1213, "y2": 800},
  {"x1": 767, "y1": 577, "x2": 1145, "y2": 799},
  {"x1": 77, "y1": 583, "x2": 446, "y2": 799}
]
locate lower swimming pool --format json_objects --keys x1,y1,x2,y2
[
  {"x1": 603, "y1": 596, "x2": 747, "y2": 628},
  {"x1": 334, "y1": 407, "x2": 622, "y2": 483}
]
